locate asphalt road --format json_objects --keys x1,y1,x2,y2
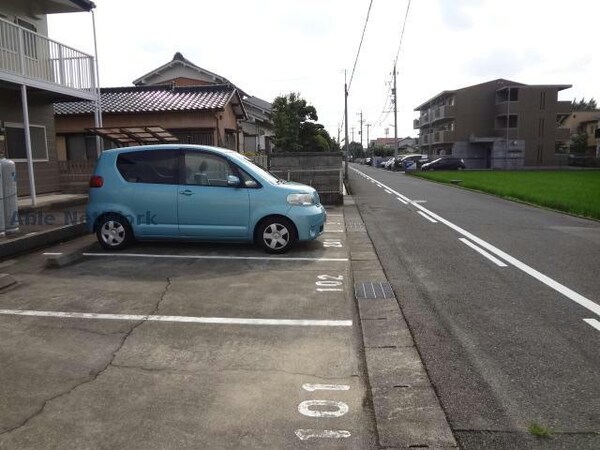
[{"x1": 348, "y1": 164, "x2": 600, "y2": 450}]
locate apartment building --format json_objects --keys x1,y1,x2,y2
[
  {"x1": 0, "y1": 0, "x2": 98, "y2": 202},
  {"x1": 413, "y1": 79, "x2": 572, "y2": 168}
]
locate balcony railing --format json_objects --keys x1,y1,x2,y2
[
  {"x1": 432, "y1": 105, "x2": 455, "y2": 122},
  {"x1": 418, "y1": 133, "x2": 432, "y2": 146},
  {"x1": 413, "y1": 118, "x2": 420, "y2": 129},
  {"x1": 0, "y1": 16, "x2": 96, "y2": 99},
  {"x1": 433, "y1": 130, "x2": 456, "y2": 143}
]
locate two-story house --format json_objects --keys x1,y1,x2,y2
[{"x1": 0, "y1": 0, "x2": 99, "y2": 204}]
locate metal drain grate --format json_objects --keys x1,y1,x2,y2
[{"x1": 354, "y1": 281, "x2": 394, "y2": 299}]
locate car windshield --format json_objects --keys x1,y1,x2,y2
[{"x1": 230, "y1": 153, "x2": 282, "y2": 184}]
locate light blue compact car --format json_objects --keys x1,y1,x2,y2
[{"x1": 87, "y1": 145, "x2": 326, "y2": 253}]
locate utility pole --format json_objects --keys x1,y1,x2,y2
[
  {"x1": 344, "y1": 70, "x2": 349, "y2": 179},
  {"x1": 392, "y1": 63, "x2": 398, "y2": 157},
  {"x1": 366, "y1": 123, "x2": 371, "y2": 152},
  {"x1": 357, "y1": 111, "x2": 364, "y2": 149},
  {"x1": 337, "y1": 124, "x2": 341, "y2": 148},
  {"x1": 351, "y1": 127, "x2": 355, "y2": 143}
]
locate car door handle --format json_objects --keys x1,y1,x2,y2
[{"x1": 179, "y1": 190, "x2": 194, "y2": 196}]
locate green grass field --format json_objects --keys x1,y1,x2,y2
[{"x1": 411, "y1": 170, "x2": 600, "y2": 220}]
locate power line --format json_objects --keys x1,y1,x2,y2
[
  {"x1": 340, "y1": 0, "x2": 375, "y2": 133},
  {"x1": 394, "y1": 0, "x2": 412, "y2": 67},
  {"x1": 373, "y1": 0, "x2": 412, "y2": 133},
  {"x1": 348, "y1": 0, "x2": 374, "y2": 93}
]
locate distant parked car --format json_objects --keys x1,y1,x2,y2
[
  {"x1": 384, "y1": 158, "x2": 395, "y2": 170},
  {"x1": 376, "y1": 158, "x2": 390, "y2": 168},
  {"x1": 568, "y1": 154, "x2": 599, "y2": 167},
  {"x1": 421, "y1": 157, "x2": 466, "y2": 171},
  {"x1": 364, "y1": 157, "x2": 373, "y2": 166},
  {"x1": 395, "y1": 154, "x2": 429, "y2": 171}
]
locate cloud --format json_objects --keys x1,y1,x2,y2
[
  {"x1": 465, "y1": 49, "x2": 543, "y2": 79},
  {"x1": 437, "y1": 0, "x2": 485, "y2": 31}
]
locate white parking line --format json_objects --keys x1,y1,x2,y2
[
  {"x1": 351, "y1": 166, "x2": 600, "y2": 318},
  {"x1": 583, "y1": 318, "x2": 600, "y2": 332},
  {"x1": 42, "y1": 252, "x2": 63, "y2": 256},
  {"x1": 302, "y1": 384, "x2": 350, "y2": 391},
  {"x1": 384, "y1": 189, "x2": 392, "y2": 194},
  {"x1": 459, "y1": 238, "x2": 507, "y2": 267},
  {"x1": 0, "y1": 309, "x2": 353, "y2": 327},
  {"x1": 418, "y1": 211, "x2": 438, "y2": 223},
  {"x1": 396, "y1": 197, "x2": 408, "y2": 205},
  {"x1": 82, "y1": 253, "x2": 348, "y2": 262},
  {"x1": 295, "y1": 429, "x2": 351, "y2": 440}
]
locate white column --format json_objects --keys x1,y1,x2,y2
[{"x1": 20, "y1": 85, "x2": 36, "y2": 206}]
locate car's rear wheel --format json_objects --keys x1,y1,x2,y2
[
  {"x1": 256, "y1": 217, "x2": 297, "y2": 254},
  {"x1": 96, "y1": 213, "x2": 133, "y2": 250}
]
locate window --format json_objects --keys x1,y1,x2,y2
[
  {"x1": 170, "y1": 129, "x2": 214, "y2": 145},
  {"x1": 5, "y1": 123, "x2": 48, "y2": 161},
  {"x1": 16, "y1": 18, "x2": 37, "y2": 59},
  {"x1": 117, "y1": 150, "x2": 178, "y2": 184},
  {"x1": 66, "y1": 134, "x2": 97, "y2": 161},
  {"x1": 184, "y1": 152, "x2": 235, "y2": 187},
  {"x1": 539, "y1": 92, "x2": 546, "y2": 110},
  {"x1": 237, "y1": 167, "x2": 260, "y2": 188}
]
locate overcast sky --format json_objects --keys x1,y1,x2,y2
[{"x1": 49, "y1": 0, "x2": 599, "y2": 144}]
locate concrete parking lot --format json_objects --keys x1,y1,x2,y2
[{"x1": 0, "y1": 206, "x2": 379, "y2": 449}]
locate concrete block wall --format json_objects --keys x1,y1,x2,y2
[{"x1": 269, "y1": 152, "x2": 343, "y2": 205}]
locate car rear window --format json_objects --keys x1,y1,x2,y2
[{"x1": 116, "y1": 150, "x2": 178, "y2": 184}]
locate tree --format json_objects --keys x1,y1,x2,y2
[
  {"x1": 348, "y1": 141, "x2": 364, "y2": 159},
  {"x1": 571, "y1": 97, "x2": 598, "y2": 111},
  {"x1": 570, "y1": 132, "x2": 588, "y2": 154},
  {"x1": 272, "y1": 93, "x2": 332, "y2": 152}
]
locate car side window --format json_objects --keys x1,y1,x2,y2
[
  {"x1": 116, "y1": 150, "x2": 178, "y2": 184},
  {"x1": 183, "y1": 152, "x2": 235, "y2": 187},
  {"x1": 236, "y1": 167, "x2": 260, "y2": 188}
]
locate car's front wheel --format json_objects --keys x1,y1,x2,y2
[
  {"x1": 96, "y1": 213, "x2": 134, "y2": 250},
  {"x1": 256, "y1": 217, "x2": 297, "y2": 254}
]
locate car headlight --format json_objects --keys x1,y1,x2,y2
[{"x1": 287, "y1": 193, "x2": 314, "y2": 206}]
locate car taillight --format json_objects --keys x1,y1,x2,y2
[{"x1": 89, "y1": 176, "x2": 104, "y2": 188}]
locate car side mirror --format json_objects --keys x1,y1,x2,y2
[{"x1": 227, "y1": 175, "x2": 241, "y2": 187}]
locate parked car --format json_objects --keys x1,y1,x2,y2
[
  {"x1": 421, "y1": 157, "x2": 466, "y2": 171},
  {"x1": 87, "y1": 145, "x2": 326, "y2": 253},
  {"x1": 384, "y1": 158, "x2": 395, "y2": 170},
  {"x1": 395, "y1": 154, "x2": 429, "y2": 171},
  {"x1": 364, "y1": 157, "x2": 373, "y2": 166},
  {"x1": 568, "y1": 154, "x2": 599, "y2": 167},
  {"x1": 376, "y1": 158, "x2": 390, "y2": 168}
]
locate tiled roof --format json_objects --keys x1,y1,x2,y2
[{"x1": 54, "y1": 85, "x2": 236, "y2": 115}]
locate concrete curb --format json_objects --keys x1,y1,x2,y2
[
  {"x1": 0, "y1": 223, "x2": 88, "y2": 260},
  {"x1": 344, "y1": 196, "x2": 458, "y2": 449},
  {"x1": 18, "y1": 196, "x2": 88, "y2": 215},
  {"x1": 45, "y1": 234, "x2": 98, "y2": 268}
]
